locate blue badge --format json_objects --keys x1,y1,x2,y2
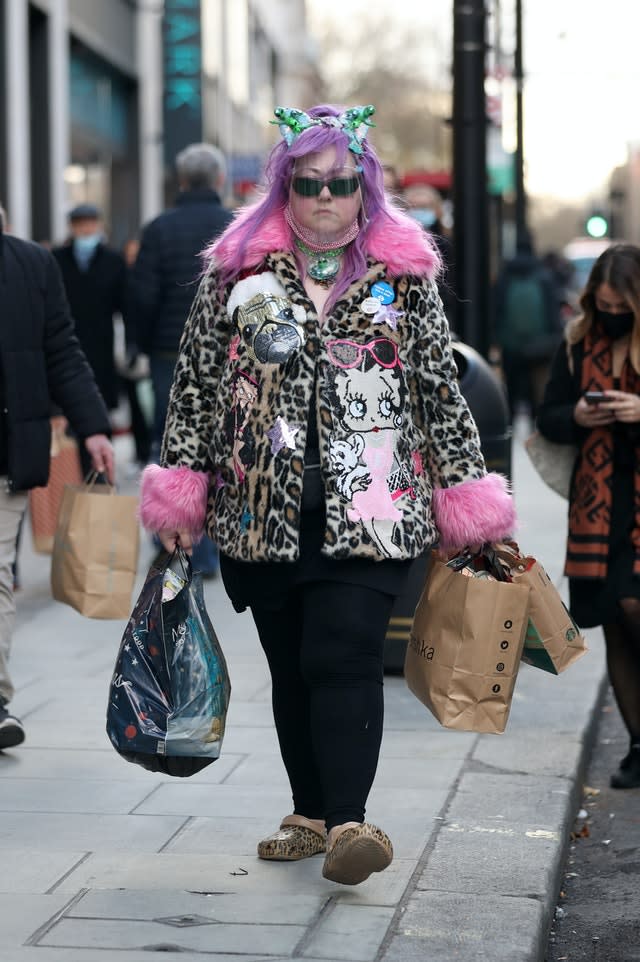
[{"x1": 371, "y1": 281, "x2": 394, "y2": 305}]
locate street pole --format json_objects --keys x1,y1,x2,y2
[
  {"x1": 452, "y1": 0, "x2": 490, "y2": 356},
  {"x1": 514, "y1": 0, "x2": 527, "y2": 248}
]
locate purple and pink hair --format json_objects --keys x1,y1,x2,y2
[{"x1": 205, "y1": 105, "x2": 430, "y2": 311}]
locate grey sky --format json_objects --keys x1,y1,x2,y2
[{"x1": 307, "y1": 0, "x2": 640, "y2": 201}]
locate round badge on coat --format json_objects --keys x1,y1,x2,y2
[
  {"x1": 370, "y1": 281, "x2": 395, "y2": 305},
  {"x1": 361, "y1": 296, "x2": 382, "y2": 315}
]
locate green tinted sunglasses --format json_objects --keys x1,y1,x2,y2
[{"x1": 292, "y1": 174, "x2": 361, "y2": 198}]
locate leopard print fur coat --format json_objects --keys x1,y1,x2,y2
[{"x1": 141, "y1": 247, "x2": 516, "y2": 562}]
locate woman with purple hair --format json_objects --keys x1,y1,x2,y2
[{"x1": 140, "y1": 104, "x2": 516, "y2": 885}]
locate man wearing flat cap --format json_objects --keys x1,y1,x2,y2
[{"x1": 52, "y1": 206, "x2": 128, "y2": 474}]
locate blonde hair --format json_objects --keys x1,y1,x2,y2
[{"x1": 566, "y1": 244, "x2": 640, "y2": 374}]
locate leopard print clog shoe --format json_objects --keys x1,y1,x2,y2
[
  {"x1": 322, "y1": 822, "x2": 393, "y2": 885},
  {"x1": 257, "y1": 814, "x2": 326, "y2": 861}
]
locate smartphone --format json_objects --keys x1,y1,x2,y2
[{"x1": 584, "y1": 391, "x2": 606, "y2": 405}]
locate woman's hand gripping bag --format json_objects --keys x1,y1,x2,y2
[{"x1": 106, "y1": 549, "x2": 231, "y2": 776}]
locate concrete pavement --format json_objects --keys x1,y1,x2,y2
[{"x1": 0, "y1": 420, "x2": 607, "y2": 962}]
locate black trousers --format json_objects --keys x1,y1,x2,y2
[{"x1": 250, "y1": 580, "x2": 394, "y2": 831}]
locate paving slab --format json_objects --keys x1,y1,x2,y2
[
  {"x1": 0, "y1": 776, "x2": 156, "y2": 814},
  {"x1": 0, "y1": 746, "x2": 246, "y2": 783},
  {"x1": 301, "y1": 903, "x2": 396, "y2": 961},
  {"x1": 52, "y1": 851, "x2": 418, "y2": 907},
  {"x1": 0, "y1": 893, "x2": 74, "y2": 953},
  {"x1": 417, "y1": 817, "x2": 562, "y2": 897},
  {"x1": 132, "y1": 782, "x2": 293, "y2": 818},
  {"x1": 0, "y1": 850, "x2": 87, "y2": 894},
  {"x1": 218, "y1": 725, "x2": 282, "y2": 755},
  {"x1": 383, "y1": 891, "x2": 545, "y2": 962},
  {"x1": 445, "y1": 771, "x2": 572, "y2": 825},
  {"x1": 40, "y1": 917, "x2": 307, "y2": 954},
  {"x1": 371, "y1": 754, "x2": 464, "y2": 790},
  {"x1": 1, "y1": 953, "x2": 274, "y2": 962},
  {"x1": 66, "y1": 888, "x2": 328, "y2": 925},
  {"x1": 164, "y1": 814, "x2": 283, "y2": 856},
  {"x1": 0, "y1": 812, "x2": 186, "y2": 853},
  {"x1": 472, "y1": 733, "x2": 584, "y2": 778},
  {"x1": 379, "y1": 727, "x2": 476, "y2": 759}
]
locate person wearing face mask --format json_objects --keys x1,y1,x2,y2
[
  {"x1": 402, "y1": 182, "x2": 457, "y2": 329},
  {"x1": 537, "y1": 244, "x2": 640, "y2": 790},
  {"x1": 52, "y1": 205, "x2": 128, "y2": 475}
]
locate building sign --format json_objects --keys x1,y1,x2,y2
[
  {"x1": 70, "y1": 50, "x2": 130, "y2": 153},
  {"x1": 163, "y1": 0, "x2": 203, "y2": 164}
]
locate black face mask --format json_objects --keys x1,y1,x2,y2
[{"x1": 596, "y1": 309, "x2": 635, "y2": 340}]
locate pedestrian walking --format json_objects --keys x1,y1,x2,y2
[
  {"x1": 0, "y1": 207, "x2": 113, "y2": 750},
  {"x1": 129, "y1": 142, "x2": 232, "y2": 576},
  {"x1": 403, "y1": 181, "x2": 457, "y2": 329},
  {"x1": 120, "y1": 236, "x2": 152, "y2": 471},
  {"x1": 493, "y1": 236, "x2": 562, "y2": 423},
  {"x1": 52, "y1": 204, "x2": 127, "y2": 476},
  {"x1": 537, "y1": 243, "x2": 640, "y2": 789},
  {"x1": 139, "y1": 104, "x2": 516, "y2": 885},
  {"x1": 130, "y1": 143, "x2": 232, "y2": 458}
]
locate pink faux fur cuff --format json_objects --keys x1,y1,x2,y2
[
  {"x1": 139, "y1": 464, "x2": 210, "y2": 536},
  {"x1": 433, "y1": 473, "x2": 517, "y2": 551}
]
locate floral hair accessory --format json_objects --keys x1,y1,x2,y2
[{"x1": 271, "y1": 105, "x2": 376, "y2": 155}]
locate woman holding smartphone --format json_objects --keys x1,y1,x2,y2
[{"x1": 538, "y1": 244, "x2": 640, "y2": 789}]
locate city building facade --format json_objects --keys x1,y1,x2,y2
[{"x1": 0, "y1": 0, "x2": 318, "y2": 245}]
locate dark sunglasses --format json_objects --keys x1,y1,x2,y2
[{"x1": 292, "y1": 175, "x2": 360, "y2": 198}]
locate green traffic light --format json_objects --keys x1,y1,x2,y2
[{"x1": 586, "y1": 215, "x2": 609, "y2": 239}]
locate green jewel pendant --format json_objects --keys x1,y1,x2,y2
[{"x1": 307, "y1": 254, "x2": 341, "y2": 283}]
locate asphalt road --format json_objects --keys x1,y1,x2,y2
[{"x1": 544, "y1": 688, "x2": 640, "y2": 962}]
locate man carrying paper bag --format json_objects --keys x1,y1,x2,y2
[
  {"x1": 0, "y1": 214, "x2": 113, "y2": 750},
  {"x1": 51, "y1": 481, "x2": 139, "y2": 620}
]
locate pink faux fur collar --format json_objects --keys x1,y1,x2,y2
[{"x1": 206, "y1": 206, "x2": 440, "y2": 280}]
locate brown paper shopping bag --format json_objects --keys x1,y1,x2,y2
[
  {"x1": 51, "y1": 482, "x2": 140, "y2": 619},
  {"x1": 494, "y1": 543, "x2": 588, "y2": 675},
  {"x1": 29, "y1": 431, "x2": 83, "y2": 554},
  {"x1": 405, "y1": 553, "x2": 530, "y2": 734}
]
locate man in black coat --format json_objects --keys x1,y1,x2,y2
[
  {"x1": 129, "y1": 143, "x2": 232, "y2": 459},
  {"x1": 0, "y1": 212, "x2": 113, "y2": 750},
  {"x1": 129, "y1": 144, "x2": 232, "y2": 577},
  {"x1": 52, "y1": 205, "x2": 127, "y2": 472}
]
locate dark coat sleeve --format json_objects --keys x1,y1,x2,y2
[
  {"x1": 43, "y1": 251, "x2": 111, "y2": 439},
  {"x1": 536, "y1": 340, "x2": 586, "y2": 444},
  {"x1": 129, "y1": 220, "x2": 163, "y2": 354}
]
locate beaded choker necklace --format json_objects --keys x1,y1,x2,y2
[{"x1": 285, "y1": 206, "x2": 360, "y2": 287}]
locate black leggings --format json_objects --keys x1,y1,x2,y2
[
  {"x1": 250, "y1": 580, "x2": 394, "y2": 831},
  {"x1": 604, "y1": 596, "x2": 640, "y2": 744}
]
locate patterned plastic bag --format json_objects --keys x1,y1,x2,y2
[{"x1": 106, "y1": 549, "x2": 231, "y2": 776}]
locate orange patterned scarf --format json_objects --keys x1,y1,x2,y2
[{"x1": 566, "y1": 329, "x2": 640, "y2": 579}]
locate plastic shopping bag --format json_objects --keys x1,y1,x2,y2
[{"x1": 106, "y1": 549, "x2": 231, "y2": 776}]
